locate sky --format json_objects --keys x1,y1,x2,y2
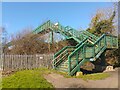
[{"x1": 2, "y1": 2, "x2": 113, "y2": 35}]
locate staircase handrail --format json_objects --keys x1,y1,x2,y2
[
  {"x1": 54, "y1": 37, "x2": 88, "y2": 58},
  {"x1": 67, "y1": 34, "x2": 106, "y2": 75},
  {"x1": 82, "y1": 30, "x2": 98, "y2": 39}
]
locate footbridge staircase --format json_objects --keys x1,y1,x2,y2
[{"x1": 32, "y1": 20, "x2": 118, "y2": 75}]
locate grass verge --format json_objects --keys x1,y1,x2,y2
[
  {"x1": 49, "y1": 69, "x2": 110, "y2": 80},
  {"x1": 2, "y1": 68, "x2": 54, "y2": 88},
  {"x1": 74, "y1": 73, "x2": 110, "y2": 80}
]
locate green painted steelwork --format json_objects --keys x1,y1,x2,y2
[
  {"x1": 7, "y1": 20, "x2": 118, "y2": 76},
  {"x1": 32, "y1": 20, "x2": 88, "y2": 43},
  {"x1": 49, "y1": 31, "x2": 53, "y2": 44}
]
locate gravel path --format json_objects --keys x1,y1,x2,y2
[{"x1": 44, "y1": 68, "x2": 119, "y2": 88}]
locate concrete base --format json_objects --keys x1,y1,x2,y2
[
  {"x1": 104, "y1": 66, "x2": 115, "y2": 72},
  {"x1": 76, "y1": 72, "x2": 83, "y2": 76}
]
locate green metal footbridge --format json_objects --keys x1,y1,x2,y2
[{"x1": 34, "y1": 20, "x2": 117, "y2": 75}]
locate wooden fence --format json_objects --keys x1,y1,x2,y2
[{"x1": 0, "y1": 54, "x2": 54, "y2": 71}]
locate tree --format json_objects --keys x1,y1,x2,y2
[
  {"x1": 5, "y1": 28, "x2": 49, "y2": 54},
  {"x1": 5, "y1": 27, "x2": 72, "y2": 55},
  {"x1": 87, "y1": 3, "x2": 117, "y2": 36}
]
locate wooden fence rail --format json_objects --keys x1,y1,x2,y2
[{"x1": 0, "y1": 54, "x2": 54, "y2": 71}]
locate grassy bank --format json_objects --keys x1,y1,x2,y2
[{"x1": 2, "y1": 68, "x2": 53, "y2": 88}]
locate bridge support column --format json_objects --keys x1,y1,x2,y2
[
  {"x1": 99, "y1": 51, "x2": 107, "y2": 71},
  {"x1": 48, "y1": 31, "x2": 53, "y2": 52},
  {"x1": 49, "y1": 31, "x2": 53, "y2": 44},
  {"x1": 76, "y1": 52, "x2": 80, "y2": 72},
  {"x1": 100, "y1": 51, "x2": 106, "y2": 66}
]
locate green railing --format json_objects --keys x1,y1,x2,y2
[
  {"x1": 53, "y1": 37, "x2": 88, "y2": 69},
  {"x1": 106, "y1": 35, "x2": 118, "y2": 48},
  {"x1": 82, "y1": 31, "x2": 98, "y2": 39},
  {"x1": 82, "y1": 31, "x2": 99, "y2": 43},
  {"x1": 85, "y1": 34, "x2": 106, "y2": 60},
  {"x1": 53, "y1": 46, "x2": 75, "y2": 69},
  {"x1": 54, "y1": 37, "x2": 88, "y2": 58},
  {"x1": 68, "y1": 40, "x2": 88, "y2": 75},
  {"x1": 33, "y1": 20, "x2": 56, "y2": 34},
  {"x1": 32, "y1": 20, "x2": 88, "y2": 43},
  {"x1": 68, "y1": 34, "x2": 104, "y2": 75},
  {"x1": 67, "y1": 34, "x2": 118, "y2": 75},
  {"x1": 65, "y1": 26, "x2": 88, "y2": 41},
  {"x1": 31, "y1": 20, "x2": 118, "y2": 76},
  {"x1": 53, "y1": 29, "x2": 115, "y2": 75}
]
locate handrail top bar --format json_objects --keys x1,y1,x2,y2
[{"x1": 68, "y1": 39, "x2": 88, "y2": 59}]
